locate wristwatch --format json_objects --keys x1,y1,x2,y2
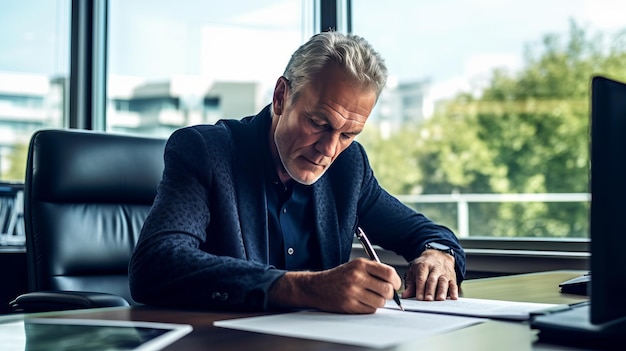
[{"x1": 425, "y1": 242, "x2": 454, "y2": 257}]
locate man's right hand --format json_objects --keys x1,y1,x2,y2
[{"x1": 268, "y1": 258, "x2": 402, "y2": 314}]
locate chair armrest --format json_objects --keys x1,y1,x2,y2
[{"x1": 9, "y1": 291, "x2": 130, "y2": 313}]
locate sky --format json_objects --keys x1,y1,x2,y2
[
  {"x1": 1, "y1": 0, "x2": 625, "y2": 100},
  {"x1": 352, "y1": 0, "x2": 626, "y2": 98}
]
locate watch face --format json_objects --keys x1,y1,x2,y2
[
  {"x1": 426, "y1": 242, "x2": 454, "y2": 256},
  {"x1": 427, "y1": 242, "x2": 450, "y2": 251}
]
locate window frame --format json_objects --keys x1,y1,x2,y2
[{"x1": 70, "y1": 0, "x2": 590, "y2": 276}]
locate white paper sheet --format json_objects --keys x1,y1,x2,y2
[
  {"x1": 386, "y1": 297, "x2": 568, "y2": 320},
  {"x1": 214, "y1": 308, "x2": 484, "y2": 349}
]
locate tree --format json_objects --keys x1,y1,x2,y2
[
  {"x1": 361, "y1": 20, "x2": 626, "y2": 238},
  {"x1": 4, "y1": 142, "x2": 28, "y2": 182}
]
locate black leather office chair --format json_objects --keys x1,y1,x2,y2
[{"x1": 10, "y1": 129, "x2": 166, "y2": 313}]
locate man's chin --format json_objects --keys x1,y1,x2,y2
[{"x1": 290, "y1": 170, "x2": 325, "y2": 185}]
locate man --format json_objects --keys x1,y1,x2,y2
[{"x1": 129, "y1": 31, "x2": 465, "y2": 314}]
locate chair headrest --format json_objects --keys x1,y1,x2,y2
[{"x1": 27, "y1": 129, "x2": 167, "y2": 204}]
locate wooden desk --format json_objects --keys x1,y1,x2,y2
[
  {"x1": 1, "y1": 270, "x2": 591, "y2": 350},
  {"x1": 461, "y1": 269, "x2": 588, "y2": 305}
]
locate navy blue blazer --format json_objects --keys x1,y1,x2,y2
[{"x1": 129, "y1": 105, "x2": 465, "y2": 311}]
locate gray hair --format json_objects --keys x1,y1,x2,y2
[{"x1": 282, "y1": 31, "x2": 388, "y2": 102}]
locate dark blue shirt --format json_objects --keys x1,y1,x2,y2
[{"x1": 265, "y1": 161, "x2": 322, "y2": 271}]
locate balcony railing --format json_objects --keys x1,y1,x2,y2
[
  {"x1": 0, "y1": 191, "x2": 592, "y2": 247},
  {"x1": 395, "y1": 193, "x2": 591, "y2": 238}
]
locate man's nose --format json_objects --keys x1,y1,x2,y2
[{"x1": 316, "y1": 132, "x2": 340, "y2": 157}]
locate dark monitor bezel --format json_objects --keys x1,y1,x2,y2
[{"x1": 589, "y1": 75, "x2": 626, "y2": 324}]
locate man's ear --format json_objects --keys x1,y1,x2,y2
[{"x1": 272, "y1": 76, "x2": 289, "y2": 116}]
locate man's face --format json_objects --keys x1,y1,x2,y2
[{"x1": 270, "y1": 65, "x2": 377, "y2": 185}]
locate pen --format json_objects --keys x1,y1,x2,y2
[{"x1": 356, "y1": 226, "x2": 404, "y2": 311}]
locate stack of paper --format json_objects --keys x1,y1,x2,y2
[
  {"x1": 389, "y1": 297, "x2": 567, "y2": 321},
  {"x1": 214, "y1": 297, "x2": 567, "y2": 348}
]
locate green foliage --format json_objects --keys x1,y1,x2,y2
[
  {"x1": 358, "y1": 124, "x2": 424, "y2": 195},
  {"x1": 3, "y1": 142, "x2": 27, "y2": 182},
  {"x1": 361, "y1": 20, "x2": 626, "y2": 238}
]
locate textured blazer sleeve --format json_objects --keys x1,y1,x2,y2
[
  {"x1": 129, "y1": 125, "x2": 286, "y2": 311},
  {"x1": 345, "y1": 142, "x2": 467, "y2": 283}
]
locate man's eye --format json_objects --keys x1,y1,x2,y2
[{"x1": 309, "y1": 119, "x2": 326, "y2": 129}]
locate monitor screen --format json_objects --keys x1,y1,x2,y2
[{"x1": 590, "y1": 75, "x2": 626, "y2": 324}]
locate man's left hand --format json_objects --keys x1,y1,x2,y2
[{"x1": 401, "y1": 249, "x2": 458, "y2": 301}]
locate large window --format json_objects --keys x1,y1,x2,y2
[
  {"x1": 107, "y1": 0, "x2": 313, "y2": 138},
  {"x1": 0, "y1": 0, "x2": 70, "y2": 182},
  {"x1": 2, "y1": 0, "x2": 626, "y2": 258},
  {"x1": 352, "y1": 0, "x2": 626, "y2": 239}
]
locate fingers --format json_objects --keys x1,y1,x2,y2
[
  {"x1": 271, "y1": 255, "x2": 452, "y2": 314},
  {"x1": 447, "y1": 279, "x2": 459, "y2": 299},
  {"x1": 322, "y1": 259, "x2": 402, "y2": 313},
  {"x1": 350, "y1": 258, "x2": 401, "y2": 300},
  {"x1": 406, "y1": 250, "x2": 458, "y2": 301},
  {"x1": 359, "y1": 258, "x2": 402, "y2": 291},
  {"x1": 401, "y1": 281, "x2": 415, "y2": 299},
  {"x1": 418, "y1": 273, "x2": 449, "y2": 301}
]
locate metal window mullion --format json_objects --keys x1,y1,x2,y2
[
  {"x1": 69, "y1": 0, "x2": 107, "y2": 130},
  {"x1": 320, "y1": 0, "x2": 337, "y2": 32},
  {"x1": 319, "y1": 0, "x2": 351, "y2": 33},
  {"x1": 92, "y1": 0, "x2": 108, "y2": 131}
]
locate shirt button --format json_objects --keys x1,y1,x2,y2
[
  {"x1": 283, "y1": 208, "x2": 287, "y2": 214},
  {"x1": 287, "y1": 247, "x2": 294, "y2": 255},
  {"x1": 211, "y1": 292, "x2": 229, "y2": 301}
]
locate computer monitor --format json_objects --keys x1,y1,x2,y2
[
  {"x1": 589, "y1": 75, "x2": 626, "y2": 325},
  {"x1": 530, "y1": 75, "x2": 626, "y2": 346}
]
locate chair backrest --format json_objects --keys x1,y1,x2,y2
[{"x1": 24, "y1": 129, "x2": 166, "y2": 305}]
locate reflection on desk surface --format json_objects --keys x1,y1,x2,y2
[
  {"x1": 0, "y1": 271, "x2": 596, "y2": 351},
  {"x1": 461, "y1": 270, "x2": 589, "y2": 305}
]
